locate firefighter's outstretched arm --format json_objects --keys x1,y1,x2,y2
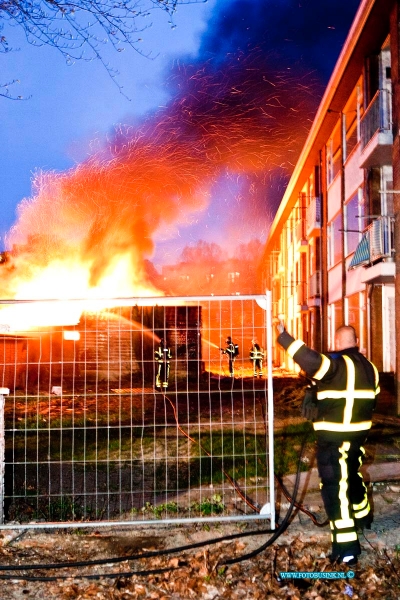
[{"x1": 276, "y1": 327, "x2": 334, "y2": 381}]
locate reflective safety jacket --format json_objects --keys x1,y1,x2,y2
[
  {"x1": 223, "y1": 342, "x2": 236, "y2": 359},
  {"x1": 277, "y1": 331, "x2": 380, "y2": 442},
  {"x1": 250, "y1": 344, "x2": 264, "y2": 360},
  {"x1": 155, "y1": 345, "x2": 172, "y2": 363}
]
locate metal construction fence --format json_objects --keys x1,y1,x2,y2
[{"x1": 0, "y1": 293, "x2": 275, "y2": 529}]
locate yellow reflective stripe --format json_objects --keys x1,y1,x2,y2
[
  {"x1": 313, "y1": 421, "x2": 372, "y2": 432},
  {"x1": 313, "y1": 354, "x2": 331, "y2": 380},
  {"x1": 372, "y1": 363, "x2": 379, "y2": 389},
  {"x1": 334, "y1": 518, "x2": 355, "y2": 529},
  {"x1": 336, "y1": 532, "x2": 358, "y2": 543},
  {"x1": 338, "y1": 441, "x2": 351, "y2": 521},
  {"x1": 366, "y1": 360, "x2": 380, "y2": 393},
  {"x1": 354, "y1": 505, "x2": 370, "y2": 519},
  {"x1": 355, "y1": 449, "x2": 369, "y2": 512},
  {"x1": 317, "y1": 390, "x2": 376, "y2": 400},
  {"x1": 286, "y1": 340, "x2": 305, "y2": 358},
  {"x1": 342, "y1": 356, "x2": 354, "y2": 425},
  {"x1": 353, "y1": 496, "x2": 368, "y2": 511}
]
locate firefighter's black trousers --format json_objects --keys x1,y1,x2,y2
[
  {"x1": 316, "y1": 439, "x2": 371, "y2": 557},
  {"x1": 156, "y1": 361, "x2": 170, "y2": 389},
  {"x1": 251, "y1": 358, "x2": 263, "y2": 376},
  {"x1": 228, "y1": 358, "x2": 235, "y2": 376}
]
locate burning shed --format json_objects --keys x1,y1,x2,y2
[{"x1": 0, "y1": 303, "x2": 203, "y2": 393}]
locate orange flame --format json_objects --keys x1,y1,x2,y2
[{"x1": 1, "y1": 57, "x2": 317, "y2": 330}]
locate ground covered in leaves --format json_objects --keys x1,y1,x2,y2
[
  {"x1": 1, "y1": 520, "x2": 400, "y2": 599},
  {"x1": 2, "y1": 374, "x2": 400, "y2": 598}
]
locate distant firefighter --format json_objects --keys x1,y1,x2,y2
[
  {"x1": 250, "y1": 339, "x2": 264, "y2": 378},
  {"x1": 220, "y1": 336, "x2": 239, "y2": 377},
  {"x1": 155, "y1": 338, "x2": 172, "y2": 390}
]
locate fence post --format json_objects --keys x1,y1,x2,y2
[
  {"x1": 256, "y1": 291, "x2": 275, "y2": 529},
  {"x1": 0, "y1": 388, "x2": 9, "y2": 525},
  {"x1": 265, "y1": 291, "x2": 275, "y2": 530}
]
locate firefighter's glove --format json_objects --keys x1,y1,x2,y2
[
  {"x1": 301, "y1": 385, "x2": 318, "y2": 421},
  {"x1": 276, "y1": 320, "x2": 285, "y2": 335}
]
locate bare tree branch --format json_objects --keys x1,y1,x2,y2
[
  {"x1": 0, "y1": 76, "x2": 32, "y2": 99},
  {"x1": 0, "y1": 0, "x2": 205, "y2": 97}
]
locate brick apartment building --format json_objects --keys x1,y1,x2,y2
[{"x1": 263, "y1": 0, "x2": 399, "y2": 410}]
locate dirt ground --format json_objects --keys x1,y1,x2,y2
[
  {"x1": 1, "y1": 374, "x2": 400, "y2": 599},
  {"x1": 1, "y1": 485, "x2": 400, "y2": 600}
]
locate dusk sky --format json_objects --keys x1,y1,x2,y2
[{"x1": 1, "y1": 0, "x2": 361, "y2": 269}]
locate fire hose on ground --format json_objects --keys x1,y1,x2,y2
[{"x1": 0, "y1": 392, "x2": 326, "y2": 581}]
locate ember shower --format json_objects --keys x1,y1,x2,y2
[
  {"x1": 2, "y1": 60, "x2": 312, "y2": 302},
  {"x1": 2, "y1": 0, "x2": 361, "y2": 303}
]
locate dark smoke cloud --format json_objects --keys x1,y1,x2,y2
[
  {"x1": 152, "y1": 0, "x2": 360, "y2": 249},
  {"x1": 4, "y1": 0, "x2": 361, "y2": 296},
  {"x1": 198, "y1": 0, "x2": 361, "y2": 81},
  {"x1": 180, "y1": 0, "x2": 361, "y2": 241}
]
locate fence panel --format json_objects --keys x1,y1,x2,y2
[{"x1": 0, "y1": 294, "x2": 274, "y2": 528}]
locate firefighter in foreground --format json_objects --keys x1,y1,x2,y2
[
  {"x1": 220, "y1": 336, "x2": 238, "y2": 377},
  {"x1": 249, "y1": 338, "x2": 264, "y2": 378},
  {"x1": 154, "y1": 338, "x2": 172, "y2": 390},
  {"x1": 277, "y1": 322, "x2": 379, "y2": 566}
]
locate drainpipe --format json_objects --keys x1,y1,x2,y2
[
  {"x1": 366, "y1": 283, "x2": 373, "y2": 359},
  {"x1": 341, "y1": 111, "x2": 347, "y2": 318},
  {"x1": 390, "y1": 1, "x2": 400, "y2": 414},
  {"x1": 319, "y1": 149, "x2": 328, "y2": 352}
]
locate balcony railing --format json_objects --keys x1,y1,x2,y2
[
  {"x1": 349, "y1": 215, "x2": 394, "y2": 270},
  {"x1": 360, "y1": 89, "x2": 392, "y2": 149},
  {"x1": 368, "y1": 215, "x2": 394, "y2": 262},
  {"x1": 308, "y1": 271, "x2": 321, "y2": 298},
  {"x1": 296, "y1": 218, "x2": 306, "y2": 242},
  {"x1": 296, "y1": 281, "x2": 307, "y2": 308},
  {"x1": 306, "y1": 197, "x2": 321, "y2": 236}
]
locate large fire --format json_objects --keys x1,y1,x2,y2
[
  {"x1": 1, "y1": 53, "x2": 317, "y2": 332},
  {"x1": 0, "y1": 253, "x2": 161, "y2": 331}
]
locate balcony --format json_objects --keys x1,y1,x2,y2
[
  {"x1": 349, "y1": 216, "x2": 395, "y2": 283},
  {"x1": 308, "y1": 271, "x2": 321, "y2": 298},
  {"x1": 296, "y1": 219, "x2": 308, "y2": 250},
  {"x1": 360, "y1": 89, "x2": 393, "y2": 168},
  {"x1": 369, "y1": 216, "x2": 394, "y2": 261},
  {"x1": 306, "y1": 197, "x2": 321, "y2": 236},
  {"x1": 296, "y1": 282, "x2": 308, "y2": 312}
]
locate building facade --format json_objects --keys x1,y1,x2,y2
[{"x1": 263, "y1": 0, "x2": 398, "y2": 408}]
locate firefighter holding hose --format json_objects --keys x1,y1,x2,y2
[
  {"x1": 155, "y1": 338, "x2": 172, "y2": 391},
  {"x1": 220, "y1": 336, "x2": 239, "y2": 377},
  {"x1": 276, "y1": 320, "x2": 379, "y2": 566}
]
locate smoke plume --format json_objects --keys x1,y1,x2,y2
[{"x1": 3, "y1": 0, "x2": 360, "y2": 298}]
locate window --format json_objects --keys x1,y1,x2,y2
[
  {"x1": 381, "y1": 165, "x2": 394, "y2": 215},
  {"x1": 345, "y1": 192, "x2": 361, "y2": 256},
  {"x1": 366, "y1": 166, "x2": 393, "y2": 225},
  {"x1": 328, "y1": 214, "x2": 343, "y2": 267},
  {"x1": 328, "y1": 301, "x2": 343, "y2": 351},
  {"x1": 343, "y1": 82, "x2": 363, "y2": 161},
  {"x1": 346, "y1": 292, "x2": 367, "y2": 354},
  {"x1": 326, "y1": 120, "x2": 342, "y2": 185},
  {"x1": 346, "y1": 293, "x2": 359, "y2": 331}
]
